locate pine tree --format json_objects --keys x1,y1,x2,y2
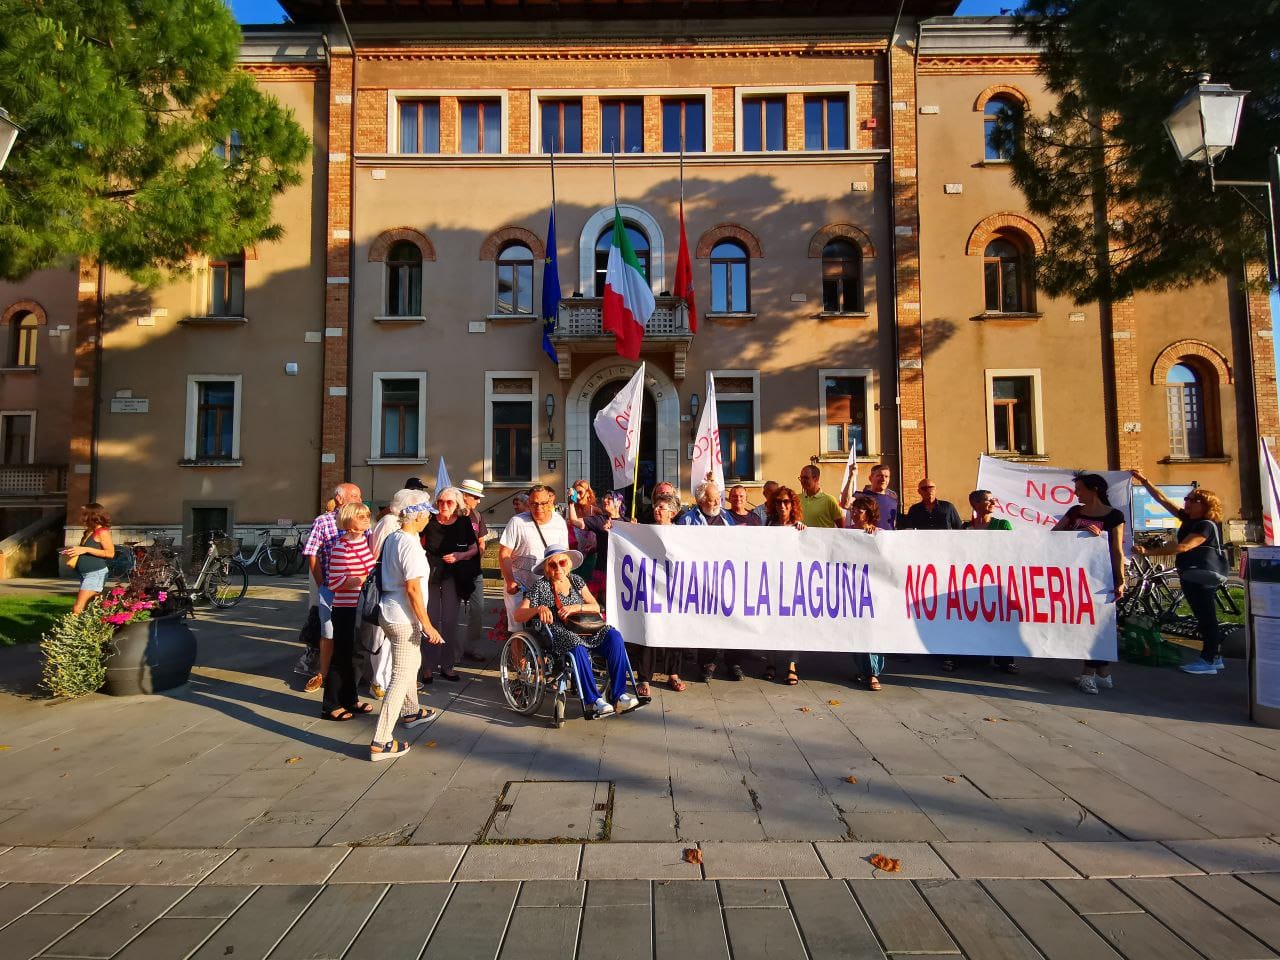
[
  {"x1": 0, "y1": 0, "x2": 311, "y2": 283},
  {"x1": 1006, "y1": 0, "x2": 1279, "y2": 303}
]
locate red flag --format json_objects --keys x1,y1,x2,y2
[{"x1": 674, "y1": 203, "x2": 697, "y2": 333}]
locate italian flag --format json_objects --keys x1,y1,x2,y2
[{"x1": 601, "y1": 206, "x2": 656, "y2": 360}]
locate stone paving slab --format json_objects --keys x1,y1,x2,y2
[
  {"x1": 699, "y1": 841, "x2": 828, "y2": 880},
  {"x1": 453, "y1": 843, "x2": 582, "y2": 881},
  {"x1": 328, "y1": 845, "x2": 465, "y2": 884},
  {"x1": 1048, "y1": 841, "x2": 1204, "y2": 878},
  {"x1": 932, "y1": 841, "x2": 1080, "y2": 879},
  {"x1": 0, "y1": 847, "x2": 120, "y2": 884},
  {"x1": 1164, "y1": 837, "x2": 1280, "y2": 875},
  {"x1": 581, "y1": 842, "x2": 702, "y2": 880},
  {"x1": 814, "y1": 841, "x2": 954, "y2": 880},
  {"x1": 80, "y1": 848, "x2": 233, "y2": 886},
  {"x1": 202, "y1": 847, "x2": 349, "y2": 885}
]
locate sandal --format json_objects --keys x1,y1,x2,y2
[
  {"x1": 322, "y1": 708, "x2": 354, "y2": 721},
  {"x1": 636, "y1": 680, "x2": 651, "y2": 697},
  {"x1": 669, "y1": 674, "x2": 687, "y2": 693},
  {"x1": 370, "y1": 739, "x2": 410, "y2": 762},
  {"x1": 303, "y1": 673, "x2": 323, "y2": 693},
  {"x1": 868, "y1": 676, "x2": 881, "y2": 692},
  {"x1": 400, "y1": 707, "x2": 434, "y2": 728},
  {"x1": 352, "y1": 702, "x2": 373, "y2": 714}
]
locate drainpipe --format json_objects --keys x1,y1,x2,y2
[
  {"x1": 89, "y1": 261, "x2": 104, "y2": 501},
  {"x1": 885, "y1": 0, "x2": 908, "y2": 483},
  {"x1": 334, "y1": 1, "x2": 357, "y2": 482}
]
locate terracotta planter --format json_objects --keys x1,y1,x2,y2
[{"x1": 102, "y1": 614, "x2": 197, "y2": 696}]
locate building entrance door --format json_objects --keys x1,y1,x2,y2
[{"x1": 588, "y1": 381, "x2": 657, "y2": 498}]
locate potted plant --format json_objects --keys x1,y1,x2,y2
[{"x1": 100, "y1": 579, "x2": 197, "y2": 697}]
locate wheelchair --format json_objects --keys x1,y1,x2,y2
[{"x1": 499, "y1": 621, "x2": 651, "y2": 728}]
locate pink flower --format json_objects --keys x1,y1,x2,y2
[{"x1": 157, "y1": 591, "x2": 168, "y2": 602}]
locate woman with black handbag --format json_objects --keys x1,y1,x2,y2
[
  {"x1": 1131, "y1": 472, "x2": 1229, "y2": 676},
  {"x1": 422, "y1": 487, "x2": 481, "y2": 683}
]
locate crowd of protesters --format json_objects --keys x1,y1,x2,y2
[{"x1": 283, "y1": 454, "x2": 1229, "y2": 758}]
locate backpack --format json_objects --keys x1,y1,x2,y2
[{"x1": 358, "y1": 555, "x2": 385, "y2": 626}]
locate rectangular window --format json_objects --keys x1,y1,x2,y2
[
  {"x1": 380, "y1": 379, "x2": 421, "y2": 459},
  {"x1": 662, "y1": 99, "x2": 705, "y2": 153},
  {"x1": 990, "y1": 375, "x2": 1036, "y2": 455},
  {"x1": 398, "y1": 99, "x2": 440, "y2": 154},
  {"x1": 540, "y1": 99, "x2": 583, "y2": 154},
  {"x1": 1, "y1": 413, "x2": 33, "y2": 465},
  {"x1": 804, "y1": 95, "x2": 849, "y2": 151},
  {"x1": 213, "y1": 130, "x2": 242, "y2": 163},
  {"x1": 710, "y1": 253, "x2": 749, "y2": 313},
  {"x1": 197, "y1": 381, "x2": 236, "y2": 460},
  {"x1": 601, "y1": 99, "x2": 644, "y2": 153},
  {"x1": 742, "y1": 97, "x2": 785, "y2": 151},
  {"x1": 824, "y1": 376, "x2": 868, "y2": 456},
  {"x1": 711, "y1": 372, "x2": 760, "y2": 482},
  {"x1": 460, "y1": 99, "x2": 502, "y2": 154},
  {"x1": 485, "y1": 373, "x2": 538, "y2": 484},
  {"x1": 208, "y1": 254, "x2": 245, "y2": 317}
]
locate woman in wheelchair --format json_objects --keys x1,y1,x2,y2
[{"x1": 514, "y1": 546, "x2": 639, "y2": 717}]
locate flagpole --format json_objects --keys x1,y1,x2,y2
[
  {"x1": 630, "y1": 363, "x2": 644, "y2": 521},
  {"x1": 550, "y1": 147, "x2": 557, "y2": 208},
  {"x1": 611, "y1": 140, "x2": 618, "y2": 205}
]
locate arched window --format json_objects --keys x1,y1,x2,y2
[
  {"x1": 8, "y1": 312, "x2": 38, "y2": 367},
  {"x1": 983, "y1": 232, "x2": 1034, "y2": 313},
  {"x1": 386, "y1": 241, "x2": 423, "y2": 317},
  {"x1": 594, "y1": 225, "x2": 650, "y2": 297},
  {"x1": 821, "y1": 239, "x2": 863, "y2": 313},
  {"x1": 496, "y1": 243, "x2": 535, "y2": 316},
  {"x1": 710, "y1": 240, "x2": 750, "y2": 313},
  {"x1": 1166, "y1": 362, "x2": 1208, "y2": 458},
  {"x1": 984, "y1": 95, "x2": 1022, "y2": 161}
]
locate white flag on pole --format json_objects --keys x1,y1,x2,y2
[
  {"x1": 690, "y1": 372, "x2": 725, "y2": 499},
  {"x1": 1261, "y1": 439, "x2": 1280, "y2": 545},
  {"x1": 435, "y1": 456, "x2": 451, "y2": 494},
  {"x1": 592, "y1": 363, "x2": 646, "y2": 489}
]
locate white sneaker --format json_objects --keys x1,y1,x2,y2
[
  {"x1": 593, "y1": 697, "x2": 615, "y2": 717},
  {"x1": 1076, "y1": 675, "x2": 1099, "y2": 695},
  {"x1": 616, "y1": 693, "x2": 639, "y2": 713},
  {"x1": 1095, "y1": 674, "x2": 1114, "y2": 690}
]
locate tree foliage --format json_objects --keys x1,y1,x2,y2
[
  {"x1": 0, "y1": 0, "x2": 311, "y2": 283},
  {"x1": 1008, "y1": 0, "x2": 1279, "y2": 303}
]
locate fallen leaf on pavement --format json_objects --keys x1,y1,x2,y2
[
  {"x1": 798, "y1": 706, "x2": 812, "y2": 713},
  {"x1": 942, "y1": 776, "x2": 957, "y2": 783},
  {"x1": 285, "y1": 756, "x2": 302, "y2": 764},
  {"x1": 844, "y1": 775, "x2": 858, "y2": 784},
  {"x1": 426, "y1": 741, "x2": 438, "y2": 748},
  {"x1": 827, "y1": 699, "x2": 841, "y2": 706},
  {"x1": 683, "y1": 848, "x2": 703, "y2": 865},
  {"x1": 868, "y1": 854, "x2": 901, "y2": 873},
  {"x1": 983, "y1": 717, "x2": 998, "y2": 722},
  {"x1": 0, "y1": 745, "x2": 9, "y2": 751}
]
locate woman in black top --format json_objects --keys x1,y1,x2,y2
[
  {"x1": 1051, "y1": 473, "x2": 1125, "y2": 695},
  {"x1": 1131, "y1": 472, "x2": 1227, "y2": 676},
  {"x1": 422, "y1": 487, "x2": 480, "y2": 682}
]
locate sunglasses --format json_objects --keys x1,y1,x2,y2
[{"x1": 775, "y1": 499, "x2": 793, "y2": 505}]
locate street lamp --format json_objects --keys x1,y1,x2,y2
[
  {"x1": 1164, "y1": 75, "x2": 1279, "y2": 282},
  {"x1": 544, "y1": 393, "x2": 557, "y2": 471},
  {"x1": 0, "y1": 107, "x2": 20, "y2": 171}
]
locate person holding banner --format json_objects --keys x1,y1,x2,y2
[
  {"x1": 633, "y1": 492, "x2": 691, "y2": 693},
  {"x1": 846, "y1": 496, "x2": 885, "y2": 691},
  {"x1": 964, "y1": 490, "x2": 1018, "y2": 675},
  {"x1": 516, "y1": 546, "x2": 638, "y2": 717},
  {"x1": 726, "y1": 484, "x2": 762, "y2": 526},
  {"x1": 677, "y1": 481, "x2": 741, "y2": 681},
  {"x1": 1130, "y1": 472, "x2": 1228, "y2": 676},
  {"x1": 1052, "y1": 473, "x2": 1125, "y2": 695},
  {"x1": 764, "y1": 485, "x2": 807, "y2": 684}
]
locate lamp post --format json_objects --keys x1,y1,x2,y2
[
  {"x1": 1165, "y1": 75, "x2": 1279, "y2": 282},
  {"x1": 688, "y1": 392, "x2": 700, "y2": 441},
  {"x1": 0, "y1": 107, "x2": 21, "y2": 171},
  {"x1": 544, "y1": 393, "x2": 557, "y2": 472}
]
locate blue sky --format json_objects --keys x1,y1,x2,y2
[{"x1": 227, "y1": 0, "x2": 1017, "y2": 24}]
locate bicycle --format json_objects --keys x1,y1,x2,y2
[
  {"x1": 161, "y1": 532, "x2": 249, "y2": 614},
  {"x1": 1120, "y1": 549, "x2": 1245, "y2": 651},
  {"x1": 271, "y1": 525, "x2": 309, "y2": 577},
  {"x1": 235, "y1": 528, "x2": 284, "y2": 576}
]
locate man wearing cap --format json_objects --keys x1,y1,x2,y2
[
  {"x1": 499, "y1": 484, "x2": 569, "y2": 629},
  {"x1": 458, "y1": 479, "x2": 490, "y2": 662}
]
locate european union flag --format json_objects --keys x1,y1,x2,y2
[{"x1": 541, "y1": 209, "x2": 560, "y2": 365}]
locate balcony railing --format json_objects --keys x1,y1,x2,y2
[
  {"x1": 554, "y1": 296, "x2": 693, "y2": 338},
  {"x1": 0, "y1": 464, "x2": 68, "y2": 498}
]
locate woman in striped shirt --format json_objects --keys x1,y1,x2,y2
[{"x1": 324, "y1": 501, "x2": 376, "y2": 720}]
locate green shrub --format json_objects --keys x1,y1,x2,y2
[{"x1": 40, "y1": 605, "x2": 113, "y2": 698}]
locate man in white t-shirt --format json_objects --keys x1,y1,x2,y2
[{"x1": 498, "y1": 483, "x2": 569, "y2": 625}]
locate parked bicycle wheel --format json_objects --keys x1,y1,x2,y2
[
  {"x1": 281, "y1": 546, "x2": 307, "y2": 577},
  {"x1": 255, "y1": 546, "x2": 280, "y2": 577},
  {"x1": 206, "y1": 558, "x2": 249, "y2": 608}
]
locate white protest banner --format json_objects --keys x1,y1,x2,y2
[
  {"x1": 606, "y1": 524, "x2": 1117, "y2": 661},
  {"x1": 1261, "y1": 439, "x2": 1280, "y2": 545},
  {"x1": 689, "y1": 371, "x2": 724, "y2": 498},
  {"x1": 976, "y1": 455, "x2": 1133, "y2": 551},
  {"x1": 592, "y1": 362, "x2": 646, "y2": 488}
]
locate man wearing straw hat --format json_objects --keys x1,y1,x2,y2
[{"x1": 458, "y1": 478, "x2": 490, "y2": 663}]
